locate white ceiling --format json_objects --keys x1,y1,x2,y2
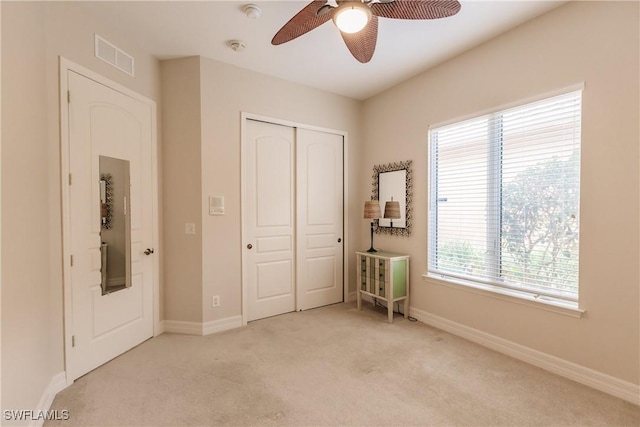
[{"x1": 79, "y1": 1, "x2": 565, "y2": 100}]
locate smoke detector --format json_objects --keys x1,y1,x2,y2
[
  {"x1": 243, "y1": 4, "x2": 262, "y2": 19},
  {"x1": 228, "y1": 40, "x2": 246, "y2": 52}
]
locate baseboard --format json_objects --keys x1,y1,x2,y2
[
  {"x1": 410, "y1": 306, "x2": 640, "y2": 405},
  {"x1": 29, "y1": 372, "x2": 67, "y2": 427},
  {"x1": 163, "y1": 316, "x2": 243, "y2": 336},
  {"x1": 203, "y1": 315, "x2": 243, "y2": 336},
  {"x1": 163, "y1": 320, "x2": 204, "y2": 335}
]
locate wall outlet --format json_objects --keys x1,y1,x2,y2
[{"x1": 212, "y1": 295, "x2": 220, "y2": 307}]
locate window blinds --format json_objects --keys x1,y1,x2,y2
[{"x1": 428, "y1": 90, "x2": 582, "y2": 302}]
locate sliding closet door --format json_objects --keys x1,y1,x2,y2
[
  {"x1": 243, "y1": 119, "x2": 344, "y2": 322},
  {"x1": 244, "y1": 120, "x2": 296, "y2": 321},
  {"x1": 296, "y1": 128, "x2": 344, "y2": 310}
]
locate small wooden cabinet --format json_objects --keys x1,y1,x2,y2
[{"x1": 356, "y1": 251, "x2": 410, "y2": 323}]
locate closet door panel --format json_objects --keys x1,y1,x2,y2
[
  {"x1": 244, "y1": 120, "x2": 296, "y2": 321},
  {"x1": 296, "y1": 128, "x2": 344, "y2": 310}
]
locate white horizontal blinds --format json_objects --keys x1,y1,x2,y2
[
  {"x1": 500, "y1": 92, "x2": 581, "y2": 299},
  {"x1": 430, "y1": 117, "x2": 491, "y2": 282},
  {"x1": 429, "y1": 90, "x2": 582, "y2": 302}
]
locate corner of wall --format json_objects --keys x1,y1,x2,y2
[{"x1": 160, "y1": 56, "x2": 204, "y2": 324}]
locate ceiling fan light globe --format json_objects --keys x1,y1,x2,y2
[{"x1": 333, "y1": 5, "x2": 371, "y2": 34}]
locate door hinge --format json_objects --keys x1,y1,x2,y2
[
  {"x1": 71, "y1": 335, "x2": 75, "y2": 347},
  {"x1": 68, "y1": 173, "x2": 72, "y2": 186},
  {"x1": 67, "y1": 90, "x2": 71, "y2": 104},
  {"x1": 70, "y1": 255, "x2": 74, "y2": 267}
]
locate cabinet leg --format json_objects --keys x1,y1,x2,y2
[
  {"x1": 357, "y1": 291, "x2": 361, "y2": 311},
  {"x1": 388, "y1": 301, "x2": 393, "y2": 323},
  {"x1": 404, "y1": 298, "x2": 409, "y2": 319}
]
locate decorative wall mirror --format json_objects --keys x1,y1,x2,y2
[
  {"x1": 372, "y1": 160, "x2": 412, "y2": 236},
  {"x1": 99, "y1": 155, "x2": 132, "y2": 295}
]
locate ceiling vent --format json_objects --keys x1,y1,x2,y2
[{"x1": 94, "y1": 34, "x2": 135, "y2": 77}]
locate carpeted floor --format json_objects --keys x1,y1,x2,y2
[{"x1": 47, "y1": 302, "x2": 640, "y2": 426}]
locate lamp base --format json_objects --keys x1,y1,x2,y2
[{"x1": 367, "y1": 221, "x2": 377, "y2": 253}]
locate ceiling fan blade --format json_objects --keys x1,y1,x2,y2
[
  {"x1": 371, "y1": 0, "x2": 461, "y2": 20},
  {"x1": 340, "y1": 15, "x2": 378, "y2": 63},
  {"x1": 272, "y1": 1, "x2": 333, "y2": 45}
]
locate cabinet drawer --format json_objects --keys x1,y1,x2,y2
[
  {"x1": 377, "y1": 260, "x2": 387, "y2": 283},
  {"x1": 377, "y1": 280, "x2": 385, "y2": 297}
]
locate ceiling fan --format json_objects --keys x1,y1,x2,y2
[{"x1": 271, "y1": 0, "x2": 461, "y2": 63}]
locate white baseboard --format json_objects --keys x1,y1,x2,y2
[
  {"x1": 163, "y1": 316, "x2": 243, "y2": 336},
  {"x1": 163, "y1": 320, "x2": 204, "y2": 335},
  {"x1": 203, "y1": 315, "x2": 243, "y2": 336},
  {"x1": 29, "y1": 372, "x2": 67, "y2": 427},
  {"x1": 410, "y1": 306, "x2": 640, "y2": 405}
]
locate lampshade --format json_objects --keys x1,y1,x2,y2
[
  {"x1": 384, "y1": 201, "x2": 401, "y2": 219},
  {"x1": 333, "y1": 3, "x2": 371, "y2": 34},
  {"x1": 363, "y1": 201, "x2": 382, "y2": 219}
]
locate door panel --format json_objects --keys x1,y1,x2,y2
[
  {"x1": 245, "y1": 120, "x2": 296, "y2": 321},
  {"x1": 296, "y1": 128, "x2": 344, "y2": 311},
  {"x1": 306, "y1": 256, "x2": 336, "y2": 291},
  {"x1": 67, "y1": 71, "x2": 154, "y2": 381},
  {"x1": 256, "y1": 138, "x2": 293, "y2": 227},
  {"x1": 257, "y1": 260, "x2": 293, "y2": 299}
]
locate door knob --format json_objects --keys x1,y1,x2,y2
[
  {"x1": 338, "y1": 238, "x2": 342, "y2": 243},
  {"x1": 144, "y1": 248, "x2": 154, "y2": 255},
  {"x1": 247, "y1": 244, "x2": 253, "y2": 250}
]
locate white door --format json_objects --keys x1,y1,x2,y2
[
  {"x1": 296, "y1": 128, "x2": 344, "y2": 310},
  {"x1": 244, "y1": 120, "x2": 296, "y2": 321},
  {"x1": 243, "y1": 119, "x2": 344, "y2": 321},
  {"x1": 67, "y1": 70, "x2": 154, "y2": 381}
]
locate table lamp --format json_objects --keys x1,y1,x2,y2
[{"x1": 364, "y1": 200, "x2": 382, "y2": 252}]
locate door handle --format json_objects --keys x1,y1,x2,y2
[
  {"x1": 144, "y1": 248, "x2": 154, "y2": 255},
  {"x1": 338, "y1": 238, "x2": 342, "y2": 243},
  {"x1": 247, "y1": 244, "x2": 253, "y2": 250}
]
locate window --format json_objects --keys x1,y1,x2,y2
[{"x1": 428, "y1": 90, "x2": 582, "y2": 304}]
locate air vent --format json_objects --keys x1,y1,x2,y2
[{"x1": 95, "y1": 34, "x2": 135, "y2": 76}]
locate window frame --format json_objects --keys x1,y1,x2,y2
[{"x1": 427, "y1": 86, "x2": 583, "y2": 307}]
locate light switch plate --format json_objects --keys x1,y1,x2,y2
[
  {"x1": 209, "y1": 196, "x2": 224, "y2": 215},
  {"x1": 185, "y1": 223, "x2": 196, "y2": 235}
]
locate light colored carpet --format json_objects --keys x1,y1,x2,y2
[{"x1": 47, "y1": 302, "x2": 640, "y2": 426}]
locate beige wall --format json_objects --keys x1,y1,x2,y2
[
  {"x1": 1, "y1": 1, "x2": 161, "y2": 417},
  {"x1": 161, "y1": 57, "x2": 203, "y2": 323},
  {"x1": 362, "y1": 1, "x2": 639, "y2": 384},
  {"x1": 2, "y1": 3, "x2": 50, "y2": 415},
  {"x1": 161, "y1": 56, "x2": 362, "y2": 324}
]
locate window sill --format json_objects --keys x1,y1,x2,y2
[{"x1": 421, "y1": 274, "x2": 585, "y2": 319}]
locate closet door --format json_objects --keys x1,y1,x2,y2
[
  {"x1": 296, "y1": 128, "x2": 344, "y2": 310},
  {"x1": 243, "y1": 119, "x2": 344, "y2": 321},
  {"x1": 244, "y1": 120, "x2": 296, "y2": 321}
]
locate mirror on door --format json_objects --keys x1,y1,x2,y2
[{"x1": 99, "y1": 155, "x2": 132, "y2": 295}]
